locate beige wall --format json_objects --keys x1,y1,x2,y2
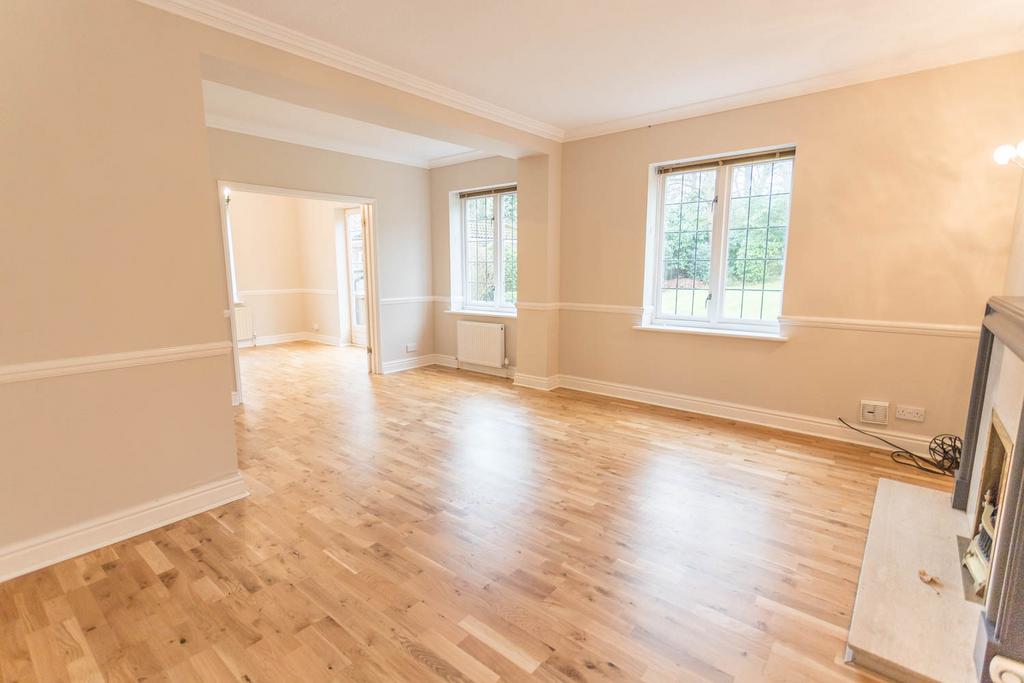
[
  {"x1": 558, "y1": 53, "x2": 1024, "y2": 439},
  {"x1": 0, "y1": 0, "x2": 553, "y2": 559},
  {"x1": 0, "y1": 0, "x2": 238, "y2": 551},
  {"x1": 230, "y1": 190, "x2": 348, "y2": 342},
  {"x1": 208, "y1": 130, "x2": 434, "y2": 363},
  {"x1": 430, "y1": 157, "x2": 519, "y2": 364}
]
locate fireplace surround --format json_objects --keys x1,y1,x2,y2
[{"x1": 953, "y1": 296, "x2": 1024, "y2": 681}]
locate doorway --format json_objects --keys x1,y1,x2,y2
[
  {"x1": 338, "y1": 207, "x2": 369, "y2": 347},
  {"x1": 217, "y1": 181, "x2": 383, "y2": 405}
]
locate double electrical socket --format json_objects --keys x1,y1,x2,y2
[
  {"x1": 860, "y1": 400, "x2": 926, "y2": 425},
  {"x1": 895, "y1": 405, "x2": 926, "y2": 422}
]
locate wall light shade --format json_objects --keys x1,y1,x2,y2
[
  {"x1": 1017, "y1": 140, "x2": 1024, "y2": 158},
  {"x1": 223, "y1": 186, "x2": 232, "y2": 197},
  {"x1": 994, "y1": 144, "x2": 1017, "y2": 165}
]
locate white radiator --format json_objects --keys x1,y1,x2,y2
[
  {"x1": 457, "y1": 320, "x2": 506, "y2": 368},
  {"x1": 234, "y1": 305, "x2": 255, "y2": 346}
]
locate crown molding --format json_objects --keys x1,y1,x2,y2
[
  {"x1": 138, "y1": 0, "x2": 565, "y2": 142},
  {"x1": 563, "y1": 41, "x2": 1024, "y2": 142}
]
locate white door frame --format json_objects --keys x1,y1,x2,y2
[
  {"x1": 216, "y1": 180, "x2": 384, "y2": 404},
  {"x1": 341, "y1": 207, "x2": 368, "y2": 347}
]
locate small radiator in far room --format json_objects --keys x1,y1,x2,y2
[
  {"x1": 234, "y1": 304, "x2": 255, "y2": 346},
  {"x1": 456, "y1": 320, "x2": 506, "y2": 368}
]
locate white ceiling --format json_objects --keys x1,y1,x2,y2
[
  {"x1": 173, "y1": 0, "x2": 1024, "y2": 141},
  {"x1": 202, "y1": 81, "x2": 490, "y2": 168}
]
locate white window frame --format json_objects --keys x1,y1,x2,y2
[
  {"x1": 646, "y1": 148, "x2": 795, "y2": 335},
  {"x1": 459, "y1": 187, "x2": 517, "y2": 313}
]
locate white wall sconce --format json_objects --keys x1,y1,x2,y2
[{"x1": 993, "y1": 141, "x2": 1024, "y2": 168}]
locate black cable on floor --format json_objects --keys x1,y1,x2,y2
[{"x1": 837, "y1": 417, "x2": 961, "y2": 477}]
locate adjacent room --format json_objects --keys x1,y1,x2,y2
[
  {"x1": 3, "y1": 2, "x2": 1024, "y2": 682},
  {"x1": 222, "y1": 186, "x2": 372, "y2": 399}
]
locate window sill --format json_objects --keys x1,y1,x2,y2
[
  {"x1": 632, "y1": 324, "x2": 787, "y2": 341},
  {"x1": 444, "y1": 308, "x2": 517, "y2": 319}
]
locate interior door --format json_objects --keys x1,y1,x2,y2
[{"x1": 345, "y1": 207, "x2": 368, "y2": 347}]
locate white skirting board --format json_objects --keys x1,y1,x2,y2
[
  {"x1": 237, "y1": 332, "x2": 340, "y2": 348},
  {"x1": 513, "y1": 373, "x2": 934, "y2": 452},
  {"x1": 381, "y1": 354, "x2": 514, "y2": 378},
  {"x1": 0, "y1": 473, "x2": 249, "y2": 583},
  {"x1": 381, "y1": 358, "x2": 932, "y2": 452}
]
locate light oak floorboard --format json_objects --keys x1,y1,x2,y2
[{"x1": 0, "y1": 342, "x2": 947, "y2": 681}]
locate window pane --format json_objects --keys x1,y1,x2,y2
[
  {"x1": 697, "y1": 201, "x2": 714, "y2": 231},
  {"x1": 764, "y1": 260, "x2": 784, "y2": 289},
  {"x1": 464, "y1": 196, "x2": 496, "y2": 306},
  {"x1": 676, "y1": 289, "x2": 694, "y2": 317},
  {"x1": 769, "y1": 193, "x2": 790, "y2": 227},
  {"x1": 657, "y1": 168, "x2": 716, "y2": 320},
  {"x1": 750, "y1": 162, "x2": 772, "y2": 195},
  {"x1": 699, "y1": 171, "x2": 716, "y2": 201},
  {"x1": 741, "y1": 290, "x2": 763, "y2": 319},
  {"x1": 748, "y1": 196, "x2": 769, "y2": 227},
  {"x1": 664, "y1": 204, "x2": 682, "y2": 230},
  {"x1": 730, "y1": 197, "x2": 749, "y2": 228},
  {"x1": 695, "y1": 231, "x2": 711, "y2": 260},
  {"x1": 762, "y1": 291, "x2": 782, "y2": 320},
  {"x1": 502, "y1": 193, "x2": 518, "y2": 305},
  {"x1": 660, "y1": 288, "x2": 677, "y2": 316},
  {"x1": 682, "y1": 173, "x2": 700, "y2": 202},
  {"x1": 746, "y1": 228, "x2": 767, "y2": 259},
  {"x1": 766, "y1": 228, "x2": 786, "y2": 259},
  {"x1": 692, "y1": 289, "x2": 709, "y2": 317},
  {"x1": 664, "y1": 175, "x2": 682, "y2": 204},
  {"x1": 731, "y1": 165, "x2": 751, "y2": 198},
  {"x1": 723, "y1": 158, "x2": 793, "y2": 321},
  {"x1": 723, "y1": 290, "x2": 743, "y2": 318}
]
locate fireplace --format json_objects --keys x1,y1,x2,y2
[
  {"x1": 961, "y1": 410, "x2": 1013, "y2": 600},
  {"x1": 952, "y1": 296, "x2": 1024, "y2": 682},
  {"x1": 846, "y1": 297, "x2": 1024, "y2": 683}
]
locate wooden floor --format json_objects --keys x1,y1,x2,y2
[{"x1": 0, "y1": 342, "x2": 950, "y2": 682}]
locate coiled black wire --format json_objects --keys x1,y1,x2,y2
[{"x1": 837, "y1": 417, "x2": 961, "y2": 477}]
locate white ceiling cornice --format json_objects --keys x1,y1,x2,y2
[
  {"x1": 564, "y1": 40, "x2": 1024, "y2": 142},
  {"x1": 141, "y1": 0, "x2": 1023, "y2": 146},
  {"x1": 138, "y1": 0, "x2": 566, "y2": 142}
]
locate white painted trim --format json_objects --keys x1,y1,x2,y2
[
  {"x1": 560, "y1": 302, "x2": 644, "y2": 315},
  {"x1": 515, "y1": 301, "x2": 560, "y2": 311},
  {"x1": 780, "y1": 315, "x2": 979, "y2": 338},
  {"x1": 0, "y1": 342, "x2": 233, "y2": 385},
  {"x1": 231, "y1": 391, "x2": 241, "y2": 406},
  {"x1": 237, "y1": 332, "x2": 340, "y2": 348},
  {"x1": 632, "y1": 324, "x2": 788, "y2": 342},
  {"x1": 137, "y1": 0, "x2": 564, "y2": 141},
  {"x1": 0, "y1": 473, "x2": 248, "y2": 583},
  {"x1": 443, "y1": 308, "x2": 516, "y2": 319},
  {"x1": 381, "y1": 354, "x2": 442, "y2": 374},
  {"x1": 483, "y1": 302, "x2": 979, "y2": 338},
  {"x1": 432, "y1": 354, "x2": 459, "y2": 368},
  {"x1": 455, "y1": 361, "x2": 515, "y2": 379},
  {"x1": 562, "y1": 41, "x2": 1024, "y2": 141},
  {"x1": 539, "y1": 374, "x2": 932, "y2": 451},
  {"x1": 380, "y1": 295, "x2": 445, "y2": 305},
  {"x1": 239, "y1": 288, "x2": 336, "y2": 296},
  {"x1": 307, "y1": 333, "x2": 341, "y2": 346},
  {"x1": 512, "y1": 373, "x2": 560, "y2": 391}
]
